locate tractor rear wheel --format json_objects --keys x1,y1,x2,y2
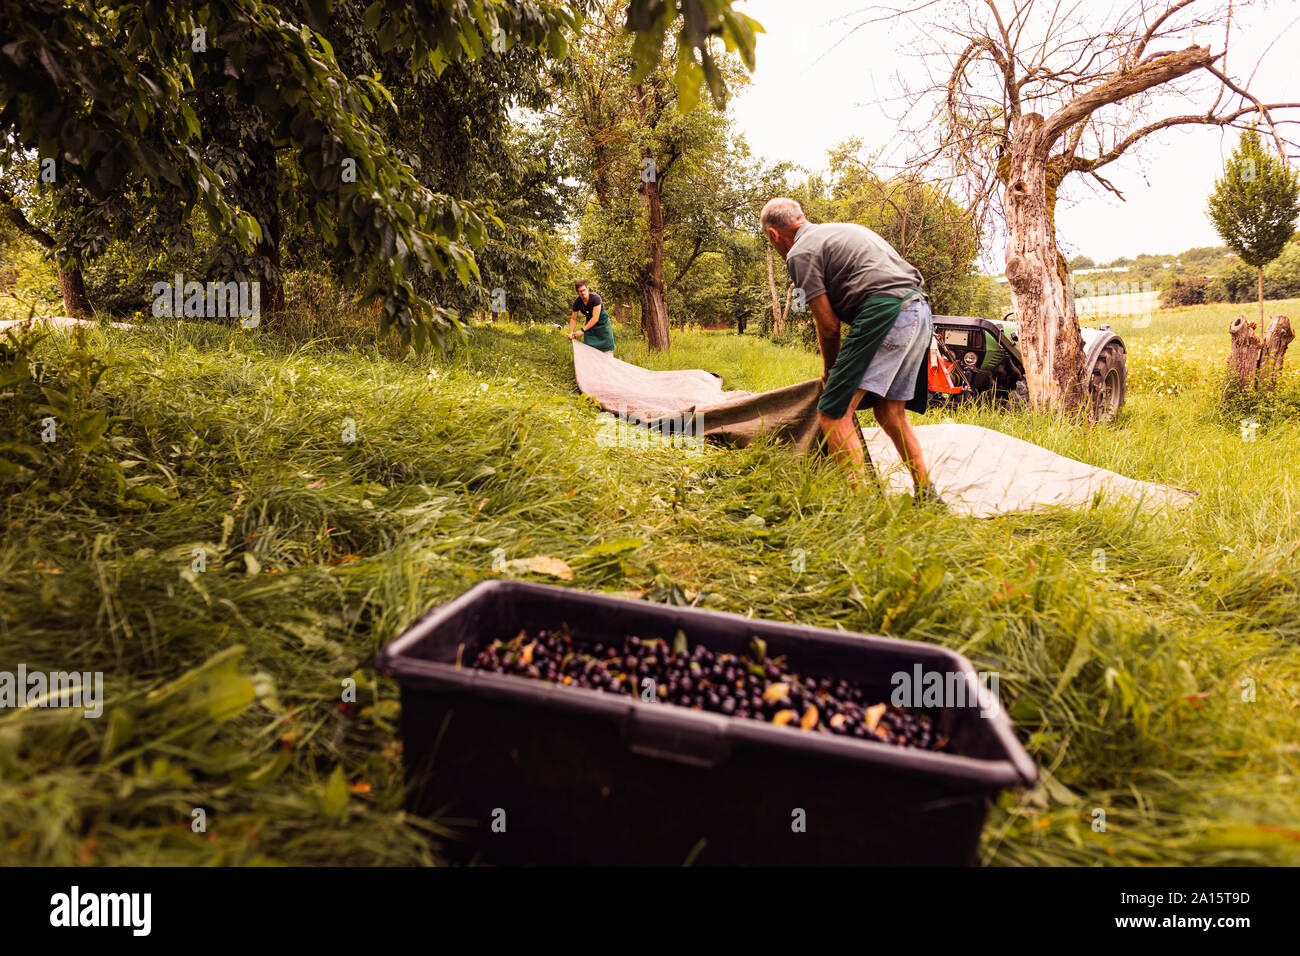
[{"x1": 1087, "y1": 342, "x2": 1127, "y2": 421}]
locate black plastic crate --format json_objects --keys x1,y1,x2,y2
[{"x1": 376, "y1": 579, "x2": 1037, "y2": 866}]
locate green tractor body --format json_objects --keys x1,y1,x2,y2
[{"x1": 929, "y1": 313, "x2": 1127, "y2": 419}]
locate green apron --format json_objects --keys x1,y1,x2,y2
[
  {"x1": 817, "y1": 286, "x2": 928, "y2": 419},
  {"x1": 581, "y1": 311, "x2": 615, "y2": 352}
]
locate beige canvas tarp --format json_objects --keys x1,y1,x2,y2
[
  {"x1": 572, "y1": 340, "x2": 826, "y2": 451},
  {"x1": 572, "y1": 340, "x2": 1196, "y2": 516}
]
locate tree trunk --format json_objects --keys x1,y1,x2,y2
[
  {"x1": 766, "y1": 246, "x2": 782, "y2": 329},
  {"x1": 0, "y1": 192, "x2": 94, "y2": 318},
  {"x1": 638, "y1": 149, "x2": 670, "y2": 351},
  {"x1": 614, "y1": 302, "x2": 629, "y2": 327},
  {"x1": 1002, "y1": 114, "x2": 1087, "y2": 413},
  {"x1": 640, "y1": 284, "x2": 670, "y2": 350},
  {"x1": 1259, "y1": 315, "x2": 1294, "y2": 385},
  {"x1": 1257, "y1": 266, "x2": 1264, "y2": 329},
  {"x1": 1227, "y1": 315, "x2": 1263, "y2": 386},
  {"x1": 57, "y1": 266, "x2": 92, "y2": 318},
  {"x1": 777, "y1": 283, "x2": 795, "y2": 336},
  {"x1": 245, "y1": 138, "x2": 285, "y2": 314}
]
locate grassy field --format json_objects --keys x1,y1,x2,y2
[
  {"x1": 1106, "y1": 298, "x2": 1300, "y2": 355},
  {"x1": 2, "y1": 300, "x2": 1300, "y2": 865}
]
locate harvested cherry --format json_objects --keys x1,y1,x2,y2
[{"x1": 468, "y1": 627, "x2": 946, "y2": 751}]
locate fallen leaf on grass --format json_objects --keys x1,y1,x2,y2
[{"x1": 507, "y1": 556, "x2": 574, "y2": 581}]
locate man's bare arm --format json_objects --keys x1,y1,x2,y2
[
  {"x1": 808, "y1": 294, "x2": 841, "y2": 383},
  {"x1": 569, "y1": 310, "x2": 580, "y2": 338},
  {"x1": 583, "y1": 303, "x2": 602, "y2": 331}
]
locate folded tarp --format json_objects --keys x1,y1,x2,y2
[
  {"x1": 571, "y1": 340, "x2": 1196, "y2": 516},
  {"x1": 572, "y1": 339, "x2": 825, "y2": 451}
]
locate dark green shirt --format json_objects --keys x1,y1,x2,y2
[{"x1": 572, "y1": 291, "x2": 614, "y2": 351}]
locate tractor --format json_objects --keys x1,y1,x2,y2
[{"x1": 927, "y1": 313, "x2": 1127, "y2": 420}]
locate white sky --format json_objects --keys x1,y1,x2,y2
[{"x1": 730, "y1": 0, "x2": 1300, "y2": 268}]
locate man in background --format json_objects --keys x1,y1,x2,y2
[
  {"x1": 568, "y1": 279, "x2": 615, "y2": 353},
  {"x1": 760, "y1": 197, "x2": 944, "y2": 506}
]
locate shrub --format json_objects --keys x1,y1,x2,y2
[
  {"x1": 0, "y1": 327, "x2": 123, "y2": 502},
  {"x1": 1164, "y1": 276, "x2": 1208, "y2": 307},
  {"x1": 1215, "y1": 371, "x2": 1300, "y2": 431}
]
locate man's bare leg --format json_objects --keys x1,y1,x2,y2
[
  {"x1": 872, "y1": 399, "x2": 929, "y2": 491},
  {"x1": 817, "y1": 389, "x2": 873, "y2": 487}
]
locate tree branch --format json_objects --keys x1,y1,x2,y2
[
  {"x1": 1072, "y1": 100, "x2": 1300, "y2": 172},
  {"x1": 671, "y1": 234, "x2": 705, "y2": 286},
  {"x1": 1038, "y1": 45, "x2": 1217, "y2": 152},
  {"x1": 1129, "y1": 0, "x2": 1201, "y2": 68},
  {"x1": 0, "y1": 184, "x2": 55, "y2": 249},
  {"x1": 1206, "y1": 64, "x2": 1291, "y2": 156}
]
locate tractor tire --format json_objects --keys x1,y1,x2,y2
[{"x1": 1087, "y1": 342, "x2": 1127, "y2": 421}]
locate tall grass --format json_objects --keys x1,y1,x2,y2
[{"x1": 2, "y1": 316, "x2": 1298, "y2": 864}]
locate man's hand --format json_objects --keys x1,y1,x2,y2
[{"x1": 809, "y1": 294, "x2": 841, "y2": 383}]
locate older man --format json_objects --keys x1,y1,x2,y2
[{"x1": 760, "y1": 197, "x2": 943, "y2": 505}]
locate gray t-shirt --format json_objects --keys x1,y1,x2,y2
[{"x1": 784, "y1": 222, "x2": 924, "y2": 321}]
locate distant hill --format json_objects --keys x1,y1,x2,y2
[{"x1": 989, "y1": 241, "x2": 1300, "y2": 308}]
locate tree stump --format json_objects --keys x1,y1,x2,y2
[
  {"x1": 1259, "y1": 316, "x2": 1294, "y2": 385},
  {"x1": 1227, "y1": 315, "x2": 1263, "y2": 385}
]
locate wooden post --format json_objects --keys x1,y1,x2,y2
[
  {"x1": 1259, "y1": 316, "x2": 1294, "y2": 386},
  {"x1": 1227, "y1": 315, "x2": 1263, "y2": 386}
]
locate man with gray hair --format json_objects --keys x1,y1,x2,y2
[{"x1": 760, "y1": 197, "x2": 942, "y2": 504}]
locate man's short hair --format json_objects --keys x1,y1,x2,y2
[
  {"x1": 575, "y1": 280, "x2": 588, "y2": 291},
  {"x1": 760, "y1": 197, "x2": 805, "y2": 233}
]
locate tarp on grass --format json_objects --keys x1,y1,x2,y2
[{"x1": 572, "y1": 340, "x2": 1196, "y2": 516}]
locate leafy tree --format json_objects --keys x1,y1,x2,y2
[
  {"x1": 796, "y1": 140, "x2": 985, "y2": 319},
  {"x1": 0, "y1": 0, "x2": 757, "y2": 344},
  {"x1": 551, "y1": 1, "x2": 764, "y2": 350},
  {"x1": 1068, "y1": 254, "x2": 1095, "y2": 270},
  {"x1": 1208, "y1": 127, "x2": 1300, "y2": 326}
]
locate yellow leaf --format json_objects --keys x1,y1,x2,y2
[
  {"x1": 800, "y1": 705, "x2": 819, "y2": 730},
  {"x1": 772, "y1": 709, "x2": 797, "y2": 726},
  {"x1": 864, "y1": 703, "x2": 887, "y2": 732},
  {"x1": 508, "y1": 555, "x2": 574, "y2": 581},
  {"x1": 762, "y1": 682, "x2": 790, "y2": 703}
]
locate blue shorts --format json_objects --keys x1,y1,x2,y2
[{"x1": 858, "y1": 297, "x2": 932, "y2": 401}]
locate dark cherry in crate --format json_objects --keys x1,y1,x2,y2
[{"x1": 471, "y1": 626, "x2": 947, "y2": 751}]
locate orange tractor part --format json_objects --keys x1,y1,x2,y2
[{"x1": 928, "y1": 335, "x2": 964, "y2": 395}]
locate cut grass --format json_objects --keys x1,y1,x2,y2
[{"x1": 2, "y1": 315, "x2": 1299, "y2": 865}]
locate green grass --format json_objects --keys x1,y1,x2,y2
[
  {"x1": 1107, "y1": 297, "x2": 1300, "y2": 357},
  {"x1": 3, "y1": 313, "x2": 1300, "y2": 866}
]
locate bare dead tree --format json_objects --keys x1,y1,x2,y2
[{"x1": 855, "y1": 0, "x2": 1300, "y2": 414}]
